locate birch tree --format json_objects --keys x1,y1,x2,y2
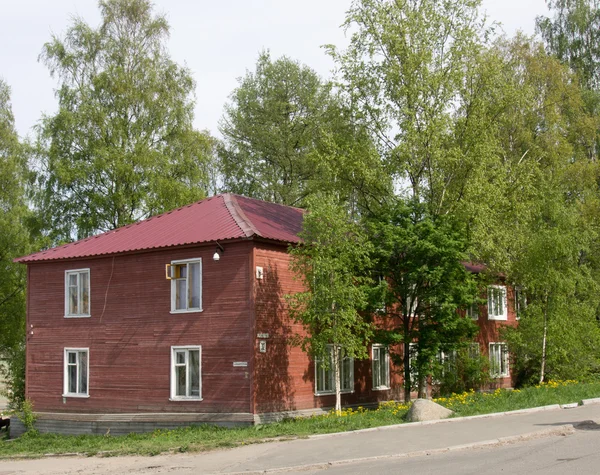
[
  {"x1": 288, "y1": 195, "x2": 374, "y2": 411},
  {"x1": 36, "y1": 0, "x2": 213, "y2": 241}
]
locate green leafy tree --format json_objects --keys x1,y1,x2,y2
[
  {"x1": 537, "y1": 1, "x2": 600, "y2": 161},
  {"x1": 0, "y1": 79, "x2": 31, "y2": 407},
  {"x1": 537, "y1": 0, "x2": 600, "y2": 91},
  {"x1": 288, "y1": 195, "x2": 374, "y2": 411},
  {"x1": 328, "y1": 0, "x2": 491, "y2": 212},
  {"x1": 219, "y1": 51, "x2": 391, "y2": 211},
  {"x1": 368, "y1": 199, "x2": 479, "y2": 401},
  {"x1": 36, "y1": 0, "x2": 213, "y2": 241}
]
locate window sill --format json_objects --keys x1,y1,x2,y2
[
  {"x1": 488, "y1": 316, "x2": 507, "y2": 321},
  {"x1": 169, "y1": 397, "x2": 203, "y2": 402},
  {"x1": 64, "y1": 314, "x2": 91, "y2": 319},
  {"x1": 372, "y1": 386, "x2": 391, "y2": 391},
  {"x1": 170, "y1": 309, "x2": 203, "y2": 315},
  {"x1": 315, "y1": 390, "x2": 354, "y2": 397},
  {"x1": 62, "y1": 393, "x2": 90, "y2": 398}
]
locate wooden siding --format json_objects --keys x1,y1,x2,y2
[
  {"x1": 26, "y1": 241, "x2": 254, "y2": 414},
  {"x1": 252, "y1": 244, "x2": 404, "y2": 413}
]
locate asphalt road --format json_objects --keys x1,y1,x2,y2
[{"x1": 290, "y1": 424, "x2": 600, "y2": 475}]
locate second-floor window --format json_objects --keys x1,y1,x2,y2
[
  {"x1": 170, "y1": 259, "x2": 202, "y2": 313},
  {"x1": 65, "y1": 269, "x2": 90, "y2": 317},
  {"x1": 487, "y1": 285, "x2": 507, "y2": 320}
]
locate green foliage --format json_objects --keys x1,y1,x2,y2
[
  {"x1": 0, "y1": 80, "x2": 30, "y2": 404},
  {"x1": 219, "y1": 51, "x2": 391, "y2": 210},
  {"x1": 329, "y1": 0, "x2": 491, "y2": 209},
  {"x1": 19, "y1": 399, "x2": 37, "y2": 433},
  {"x1": 0, "y1": 343, "x2": 26, "y2": 410},
  {"x1": 435, "y1": 380, "x2": 598, "y2": 416},
  {"x1": 537, "y1": 0, "x2": 600, "y2": 91},
  {"x1": 288, "y1": 194, "x2": 374, "y2": 410},
  {"x1": 367, "y1": 198, "x2": 479, "y2": 401},
  {"x1": 36, "y1": 0, "x2": 214, "y2": 241},
  {"x1": 433, "y1": 346, "x2": 490, "y2": 397}
]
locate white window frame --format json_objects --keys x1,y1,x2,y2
[
  {"x1": 63, "y1": 348, "x2": 89, "y2": 397},
  {"x1": 489, "y1": 342, "x2": 509, "y2": 378},
  {"x1": 315, "y1": 345, "x2": 354, "y2": 396},
  {"x1": 372, "y1": 344, "x2": 390, "y2": 390},
  {"x1": 487, "y1": 285, "x2": 507, "y2": 320},
  {"x1": 64, "y1": 268, "x2": 91, "y2": 318},
  {"x1": 170, "y1": 346, "x2": 202, "y2": 401},
  {"x1": 170, "y1": 258, "x2": 203, "y2": 314}
]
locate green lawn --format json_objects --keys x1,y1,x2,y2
[{"x1": 1, "y1": 380, "x2": 599, "y2": 459}]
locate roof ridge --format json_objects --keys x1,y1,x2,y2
[{"x1": 223, "y1": 193, "x2": 261, "y2": 238}]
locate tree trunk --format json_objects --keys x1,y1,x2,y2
[
  {"x1": 333, "y1": 345, "x2": 342, "y2": 413},
  {"x1": 539, "y1": 293, "x2": 549, "y2": 384}
]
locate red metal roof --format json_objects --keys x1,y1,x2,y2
[{"x1": 16, "y1": 194, "x2": 304, "y2": 263}]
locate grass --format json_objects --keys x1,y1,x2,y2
[{"x1": 1, "y1": 380, "x2": 599, "y2": 459}]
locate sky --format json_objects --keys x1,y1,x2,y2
[{"x1": 1, "y1": 0, "x2": 550, "y2": 140}]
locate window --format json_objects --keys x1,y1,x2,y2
[
  {"x1": 489, "y1": 342, "x2": 509, "y2": 377},
  {"x1": 170, "y1": 259, "x2": 202, "y2": 313},
  {"x1": 65, "y1": 269, "x2": 90, "y2": 317},
  {"x1": 466, "y1": 303, "x2": 478, "y2": 320},
  {"x1": 63, "y1": 348, "x2": 89, "y2": 397},
  {"x1": 170, "y1": 346, "x2": 202, "y2": 400},
  {"x1": 315, "y1": 346, "x2": 354, "y2": 395},
  {"x1": 487, "y1": 285, "x2": 507, "y2": 320},
  {"x1": 372, "y1": 345, "x2": 390, "y2": 390}
]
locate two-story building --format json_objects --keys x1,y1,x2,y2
[{"x1": 13, "y1": 193, "x2": 517, "y2": 435}]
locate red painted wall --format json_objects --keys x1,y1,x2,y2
[
  {"x1": 25, "y1": 238, "x2": 519, "y2": 417},
  {"x1": 26, "y1": 241, "x2": 255, "y2": 414}
]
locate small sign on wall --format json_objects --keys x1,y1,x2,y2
[
  {"x1": 233, "y1": 361, "x2": 248, "y2": 367},
  {"x1": 257, "y1": 332, "x2": 269, "y2": 339},
  {"x1": 259, "y1": 340, "x2": 267, "y2": 353}
]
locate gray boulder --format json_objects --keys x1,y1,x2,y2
[{"x1": 405, "y1": 398, "x2": 454, "y2": 422}]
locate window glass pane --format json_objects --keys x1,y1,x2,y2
[
  {"x1": 176, "y1": 366, "x2": 186, "y2": 396},
  {"x1": 176, "y1": 279, "x2": 186, "y2": 310},
  {"x1": 68, "y1": 352, "x2": 76, "y2": 364},
  {"x1": 68, "y1": 364, "x2": 77, "y2": 393},
  {"x1": 188, "y1": 262, "x2": 200, "y2": 309},
  {"x1": 69, "y1": 286, "x2": 78, "y2": 314},
  {"x1": 176, "y1": 351, "x2": 185, "y2": 365},
  {"x1": 342, "y1": 356, "x2": 352, "y2": 390},
  {"x1": 189, "y1": 350, "x2": 200, "y2": 397},
  {"x1": 69, "y1": 274, "x2": 78, "y2": 287},
  {"x1": 79, "y1": 351, "x2": 88, "y2": 394},
  {"x1": 80, "y1": 272, "x2": 89, "y2": 314}
]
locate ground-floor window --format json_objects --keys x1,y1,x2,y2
[
  {"x1": 315, "y1": 345, "x2": 354, "y2": 395},
  {"x1": 489, "y1": 342, "x2": 509, "y2": 377},
  {"x1": 372, "y1": 344, "x2": 390, "y2": 390},
  {"x1": 63, "y1": 348, "x2": 89, "y2": 397},
  {"x1": 171, "y1": 346, "x2": 202, "y2": 400}
]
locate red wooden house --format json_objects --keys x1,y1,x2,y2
[{"x1": 13, "y1": 194, "x2": 517, "y2": 435}]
